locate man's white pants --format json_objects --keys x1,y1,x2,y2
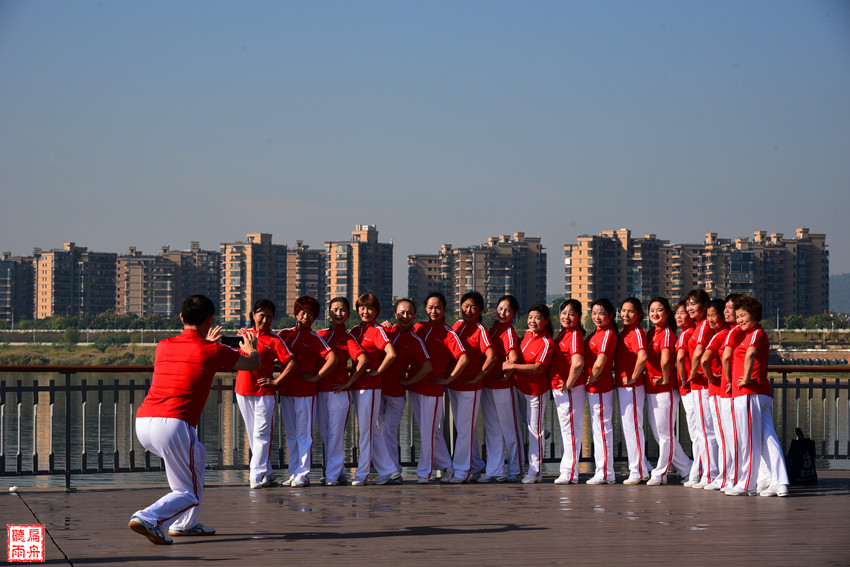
[
  {"x1": 646, "y1": 390, "x2": 692, "y2": 481},
  {"x1": 380, "y1": 394, "x2": 407, "y2": 474},
  {"x1": 316, "y1": 390, "x2": 350, "y2": 483},
  {"x1": 236, "y1": 394, "x2": 276, "y2": 486},
  {"x1": 408, "y1": 392, "x2": 452, "y2": 478},
  {"x1": 448, "y1": 389, "x2": 485, "y2": 480},
  {"x1": 133, "y1": 417, "x2": 204, "y2": 530},
  {"x1": 521, "y1": 391, "x2": 547, "y2": 477},
  {"x1": 480, "y1": 387, "x2": 524, "y2": 478},
  {"x1": 351, "y1": 388, "x2": 395, "y2": 481},
  {"x1": 553, "y1": 386, "x2": 585, "y2": 482},
  {"x1": 587, "y1": 390, "x2": 615, "y2": 481},
  {"x1": 280, "y1": 395, "x2": 315, "y2": 482},
  {"x1": 617, "y1": 385, "x2": 652, "y2": 479},
  {"x1": 734, "y1": 394, "x2": 789, "y2": 491}
]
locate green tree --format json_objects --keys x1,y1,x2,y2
[{"x1": 63, "y1": 328, "x2": 81, "y2": 350}]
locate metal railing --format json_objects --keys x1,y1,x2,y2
[{"x1": 1, "y1": 365, "x2": 848, "y2": 490}]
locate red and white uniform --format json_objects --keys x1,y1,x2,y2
[
  {"x1": 278, "y1": 327, "x2": 332, "y2": 484},
  {"x1": 316, "y1": 326, "x2": 363, "y2": 484},
  {"x1": 481, "y1": 321, "x2": 525, "y2": 480},
  {"x1": 348, "y1": 323, "x2": 397, "y2": 482},
  {"x1": 133, "y1": 329, "x2": 240, "y2": 530},
  {"x1": 235, "y1": 328, "x2": 294, "y2": 487},
  {"x1": 731, "y1": 325, "x2": 789, "y2": 492},
  {"x1": 515, "y1": 330, "x2": 553, "y2": 479},
  {"x1": 585, "y1": 324, "x2": 617, "y2": 481},
  {"x1": 412, "y1": 322, "x2": 466, "y2": 479},
  {"x1": 615, "y1": 323, "x2": 651, "y2": 480},
  {"x1": 690, "y1": 319, "x2": 718, "y2": 483},
  {"x1": 380, "y1": 325, "x2": 430, "y2": 474},
  {"x1": 550, "y1": 327, "x2": 585, "y2": 483},
  {"x1": 645, "y1": 325, "x2": 692, "y2": 483},
  {"x1": 704, "y1": 324, "x2": 737, "y2": 488},
  {"x1": 448, "y1": 320, "x2": 492, "y2": 480},
  {"x1": 676, "y1": 323, "x2": 701, "y2": 482}
]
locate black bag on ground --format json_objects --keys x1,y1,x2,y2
[{"x1": 786, "y1": 427, "x2": 817, "y2": 484}]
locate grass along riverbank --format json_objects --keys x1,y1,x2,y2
[{"x1": 0, "y1": 343, "x2": 155, "y2": 366}]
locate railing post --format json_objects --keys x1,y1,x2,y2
[
  {"x1": 0, "y1": 380, "x2": 5, "y2": 475},
  {"x1": 31, "y1": 380, "x2": 38, "y2": 474},
  {"x1": 64, "y1": 371, "x2": 75, "y2": 492},
  {"x1": 16, "y1": 380, "x2": 22, "y2": 475},
  {"x1": 49, "y1": 380, "x2": 55, "y2": 474},
  {"x1": 81, "y1": 379, "x2": 87, "y2": 473},
  {"x1": 97, "y1": 380, "x2": 104, "y2": 472},
  {"x1": 780, "y1": 372, "x2": 787, "y2": 455}
]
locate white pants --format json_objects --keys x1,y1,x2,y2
[
  {"x1": 553, "y1": 386, "x2": 585, "y2": 482},
  {"x1": 734, "y1": 394, "x2": 789, "y2": 491},
  {"x1": 133, "y1": 417, "x2": 203, "y2": 530},
  {"x1": 351, "y1": 388, "x2": 395, "y2": 481},
  {"x1": 380, "y1": 395, "x2": 407, "y2": 474},
  {"x1": 521, "y1": 391, "x2": 547, "y2": 477},
  {"x1": 680, "y1": 391, "x2": 702, "y2": 482},
  {"x1": 709, "y1": 395, "x2": 736, "y2": 488},
  {"x1": 280, "y1": 395, "x2": 315, "y2": 482},
  {"x1": 448, "y1": 389, "x2": 485, "y2": 479},
  {"x1": 587, "y1": 390, "x2": 615, "y2": 481},
  {"x1": 617, "y1": 386, "x2": 652, "y2": 479},
  {"x1": 316, "y1": 390, "x2": 350, "y2": 482},
  {"x1": 480, "y1": 387, "x2": 524, "y2": 478},
  {"x1": 236, "y1": 394, "x2": 276, "y2": 486},
  {"x1": 646, "y1": 390, "x2": 692, "y2": 481},
  {"x1": 408, "y1": 392, "x2": 452, "y2": 478},
  {"x1": 696, "y1": 388, "x2": 719, "y2": 483},
  {"x1": 716, "y1": 396, "x2": 740, "y2": 487}
]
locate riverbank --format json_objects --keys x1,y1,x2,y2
[{"x1": 0, "y1": 344, "x2": 156, "y2": 366}]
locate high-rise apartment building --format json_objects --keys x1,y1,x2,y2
[
  {"x1": 285, "y1": 240, "x2": 326, "y2": 317},
  {"x1": 116, "y1": 242, "x2": 220, "y2": 318},
  {"x1": 219, "y1": 234, "x2": 287, "y2": 324},
  {"x1": 565, "y1": 228, "x2": 828, "y2": 319},
  {"x1": 33, "y1": 242, "x2": 117, "y2": 319},
  {"x1": 0, "y1": 252, "x2": 34, "y2": 326},
  {"x1": 408, "y1": 232, "x2": 546, "y2": 312},
  {"x1": 325, "y1": 225, "x2": 393, "y2": 314}
]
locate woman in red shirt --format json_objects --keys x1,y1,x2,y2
[
  {"x1": 584, "y1": 298, "x2": 617, "y2": 484},
  {"x1": 550, "y1": 299, "x2": 585, "y2": 485},
  {"x1": 503, "y1": 304, "x2": 553, "y2": 484}
]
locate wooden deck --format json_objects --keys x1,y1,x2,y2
[{"x1": 3, "y1": 471, "x2": 849, "y2": 566}]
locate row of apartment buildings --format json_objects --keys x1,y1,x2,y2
[{"x1": 564, "y1": 227, "x2": 829, "y2": 321}]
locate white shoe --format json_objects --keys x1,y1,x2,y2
[
  {"x1": 704, "y1": 480, "x2": 723, "y2": 491},
  {"x1": 623, "y1": 475, "x2": 642, "y2": 485},
  {"x1": 476, "y1": 475, "x2": 494, "y2": 483},
  {"x1": 281, "y1": 476, "x2": 294, "y2": 487},
  {"x1": 250, "y1": 480, "x2": 262, "y2": 489},
  {"x1": 168, "y1": 523, "x2": 216, "y2": 537},
  {"x1": 351, "y1": 478, "x2": 367, "y2": 486},
  {"x1": 129, "y1": 516, "x2": 173, "y2": 545},
  {"x1": 646, "y1": 477, "x2": 665, "y2": 486},
  {"x1": 760, "y1": 484, "x2": 789, "y2": 497},
  {"x1": 521, "y1": 474, "x2": 542, "y2": 484},
  {"x1": 439, "y1": 468, "x2": 453, "y2": 482},
  {"x1": 586, "y1": 475, "x2": 615, "y2": 485},
  {"x1": 757, "y1": 480, "x2": 771, "y2": 493},
  {"x1": 691, "y1": 481, "x2": 708, "y2": 489},
  {"x1": 553, "y1": 474, "x2": 574, "y2": 485},
  {"x1": 291, "y1": 477, "x2": 309, "y2": 487},
  {"x1": 682, "y1": 480, "x2": 696, "y2": 488},
  {"x1": 448, "y1": 476, "x2": 466, "y2": 484},
  {"x1": 375, "y1": 474, "x2": 394, "y2": 485},
  {"x1": 725, "y1": 486, "x2": 756, "y2": 496},
  {"x1": 325, "y1": 479, "x2": 339, "y2": 486},
  {"x1": 417, "y1": 476, "x2": 430, "y2": 484}
]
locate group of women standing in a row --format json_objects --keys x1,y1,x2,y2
[{"x1": 232, "y1": 289, "x2": 789, "y2": 496}]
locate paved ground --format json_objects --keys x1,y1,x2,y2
[{"x1": 3, "y1": 471, "x2": 849, "y2": 566}]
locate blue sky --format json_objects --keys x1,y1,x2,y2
[{"x1": 2, "y1": 1, "x2": 848, "y2": 296}]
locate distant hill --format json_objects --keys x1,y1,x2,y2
[{"x1": 831, "y1": 273, "x2": 850, "y2": 314}]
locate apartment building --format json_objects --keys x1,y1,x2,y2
[
  {"x1": 0, "y1": 252, "x2": 34, "y2": 326},
  {"x1": 219, "y1": 233, "x2": 287, "y2": 324},
  {"x1": 33, "y1": 242, "x2": 117, "y2": 319},
  {"x1": 408, "y1": 232, "x2": 546, "y2": 312},
  {"x1": 285, "y1": 240, "x2": 326, "y2": 317},
  {"x1": 325, "y1": 225, "x2": 393, "y2": 315}
]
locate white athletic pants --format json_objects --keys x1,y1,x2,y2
[
  {"x1": 553, "y1": 385, "x2": 585, "y2": 482},
  {"x1": 316, "y1": 390, "x2": 350, "y2": 483},
  {"x1": 521, "y1": 391, "x2": 547, "y2": 477},
  {"x1": 680, "y1": 390, "x2": 702, "y2": 482},
  {"x1": 617, "y1": 385, "x2": 652, "y2": 479},
  {"x1": 709, "y1": 394, "x2": 736, "y2": 488},
  {"x1": 717, "y1": 396, "x2": 740, "y2": 487},
  {"x1": 280, "y1": 395, "x2": 315, "y2": 482},
  {"x1": 350, "y1": 387, "x2": 395, "y2": 481},
  {"x1": 587, "y1": 390, "x2": 615, "y2": 481},
  {"x1": 408, "y1": 391, "x2": 452, "y2": 478},
  {"x1": 696, "y1": 388, "x2": 719, "y2": 483},
  {"x1": 380, "y1": 394, "x2": 407, "y2": 474},
  {"x1": 236, "y1": 394, "x2": 276, "y2": 485},
  {"x1": 480, "y1": 387, "x2": 524, "y2": 478},
  {"x1": 133, "y1": 417, "x2": 204, "y2": 530},
  {"x1": 734, "y1": 394, "x2": 789, "y2": 491},
  {"x1": 646, "y1": 390, "x2": 692, "y2": 481},
  {"x1": 448, "y1": 389, "x2": 485, "y2": 479}
]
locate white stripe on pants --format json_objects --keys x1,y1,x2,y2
[
  {"x1": 408, "y1": 391, "x2": 452, "y2": 478},
  {"x1": 587, "y1": 390, "x2": 615, "y2": 481},
  {"x1": 236, "y1": 394, "x2": 276, "y2": 485},
  {"x1": 351, "y1": 388, "x2": 395, "y2": 481},
  {"x1": 646, "y1": 390, "x2": 692, "y2": 481},
  {"x1": 380, "y1": 394, "x2": 406, "y2": 474},
  {"x1": 280, "y1": 395, "x2": 314, "y2": 482},
  {"x1": 553, "y1": 385, "x2": 585, "y2": 482},
  {"x1": 448, "y1": 389, "x2": 485, "y2": 479},
  {"x1": 316, "y1": 390, "x2": 350, "y2": 482},
  {"x1": 617, "y1": 385, "x2": 651, "y2": 478},
  {"x1": 480, "y1": 387, "x2": 524, "y2": 478},
  {"x1": 734, "y1": 394, "x2": 789, "y2": 491},
  {"x1": 521, "y1": 391, "x2": 547, "y2": 477},
  {"x1": 133, "y1": 417, "x2": 204, "y2": 530}
]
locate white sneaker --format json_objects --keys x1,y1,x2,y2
[
  {"x1": 168, "y1": 523, "x2": 216, "y2": 537},
  {"x1": 250, "y1": 480, "x2": 262, "y2": 489},
  {"x1": 325, "y1": 479, "x2": 339, "y2": 486},
  {"x1": 757, "y1": 480, "x2": 771, "y2": 493},
  {"x1": 129, "y1": 516, "x2": 173, "y2": 545},
  {"x1": 417, "y1": 476, "x2": 430, "y2": 484},
  {"x1": 775, "y1": 484, "x2": 789, "y2": 497},
  {"x1": 703, "y1": 480, "x2": 723, "y2": 491},
  {"x1": 521, "y1": 474, "x2": 542, "y2": 484},
  {"x1": 351, "y1": 478, "x2": 367, "y2": 486},
  {"x1": 448, "y1": 476, "x2": 467, "y2": 484},
  {"x1": 725, "y1": 486, "x2": 756, "y2": 496},
  {"x1": 623, "y1": 475, "x2": 642, "y2": 485},
  {"x1": 281, "y1": 476, "x2": 294, "y2": 487},
  {"x1": 291, "y1": 477, "x2": 309, "y2": 487},
  {"x1": 691, "y1": 481, "x2": 708, "y2": 489},
  {"x1": 682, "y1": 480, "x2": 696, "y2": 488},
  {"x1": 586, "y1": 474, "x2": 615, "y2": 485},
  {"x1": 646, "y1": 477, "x2": 665, "y2": 486},
  {"x1": 476, "y1": 475, "x2": 494, "y2": 483},
  {"x1": 553, "y1": 474, "x2": 574, "y2": 485},
  {"x1": 375, "y1": 474, "x2": 394, "y2": 485}
]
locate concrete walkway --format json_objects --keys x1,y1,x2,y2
[{"x1": 3, "y1": 471, "x2": 849, "y2": 566}]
